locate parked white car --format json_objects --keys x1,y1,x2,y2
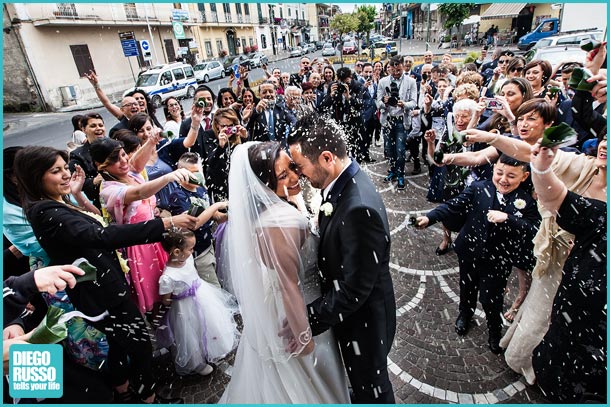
[
  {"x1": 249, "y1": 52, "x2": 269, "y2": 68},
  {"x1": 289, "y1": 46, "x2": 305, "y2": 57},
  {"x1": 321, "y1": 43, "x2": 336, "y2": 56},
  {"x1": 193, "y1": 61, "x2": 225, "y2": 83}
]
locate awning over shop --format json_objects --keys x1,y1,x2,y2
[{"x1": 481, "y1": 3, "x2": 526, "y2": 20}]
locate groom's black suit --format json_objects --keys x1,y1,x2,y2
[{"x1": 308, "y1": 160, "x2": 396, "y2": 403}]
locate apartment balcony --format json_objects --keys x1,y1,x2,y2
[
  {"x1": 258, "y1": 17, "x2": 269, "y2": 25},
  {"x1": 29, "y1": 3, "x2": 166, "y2": 26}
]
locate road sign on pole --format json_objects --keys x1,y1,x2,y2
[
  {"x1": 119, "y1": 31, "x2": 139, "y2": 57},
  {"x1": 140, "y1": 39, "x2": 152, "y2": 61}
]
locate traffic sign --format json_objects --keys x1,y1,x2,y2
[
  {"x1": 121, "y1": 39, "x2": 139, "y2": 57},
  {"x1": 386, "y1": 44, "x2": 392, "y2": 52},
  {"x1": 119, "y1": 31, "x2": 139, "y2": 57},
  {"x1": 140, "y1": 39, "x2": 152, "y2": 61}
]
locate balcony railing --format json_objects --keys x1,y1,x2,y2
[
  {"x1": 54, "y1": 3, "x2": 78, "y2": 18},
  {"x1": 225, "y1": 13, "x2": 233, "y2": 23},
  {"x1": 258, "y1": 17, "x2": 269, "y2": 24},
  {"x1": 237, "y1": 14, "x2": 243, "y2": 23},
  {"x1": 210, "y1": 11, "x2": 218, "y2": 23},
  {"x1": 124, "y1": 4, "x2": 138, "y2": 20}
]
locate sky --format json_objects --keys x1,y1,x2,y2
[{"x1": 334, "y1": 2, "x2": 383, "y2": 14}]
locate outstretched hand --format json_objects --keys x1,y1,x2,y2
[{"x1": 34, "y1": 265, "x2": 85, "y2": 295}]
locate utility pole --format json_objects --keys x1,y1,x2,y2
[{"x1": 425, "y1": 5, "x2": 431, "y2": 51}]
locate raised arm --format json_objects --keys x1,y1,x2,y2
[
  {"x1": 116, "y1": 169, "x2": 191, "y2": 206},
  {"x1": 84, "y1": 71, "x2": 122, "y2": 120},
  {"x1": 529, "y1": 142, "x2": 567, "y2": 214}
]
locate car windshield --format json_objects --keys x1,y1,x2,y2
[
  {"x1": 537, "y1": 49, "x2": 586, "y2": 67},
  {"x1": 194, "y1": 64, "x2": 207, "y2": 71},
  {"x1": 344, "y1": 42, "x2": 355, "y2": 47},
  {"x1": 136, "y1": 73, "x2": 159, "y2": 87}
]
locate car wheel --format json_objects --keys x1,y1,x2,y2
[
  {"x1": 221, "y1": 70, "x2": 225, "y2": 78},
  {"x1": 151, "y1": 95, "x2": 162, "y2": 108},
  {"x1": 203, "y1": 74, "x2": 209, "y2": 83},
  {"x1": 186, "y1": 86, "x2": 196, "y2": 98}
]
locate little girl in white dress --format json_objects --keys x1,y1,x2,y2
[{"x1": 158, "y1": 227, "x2": 239, "y2": 376}]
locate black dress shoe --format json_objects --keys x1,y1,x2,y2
[
  {"x1": 435, "y1": 242, "x2": 453, "y2": 256},
  {"x1": 455, "y1": 314, "x2": 470, "y2": 336},
  {"x1": 488, "y1": 332, "x2": 504, "y2": 355}
]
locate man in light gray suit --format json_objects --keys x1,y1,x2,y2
[{"x1": 377, "y1": 56, "x2": 417, "y2": 190}]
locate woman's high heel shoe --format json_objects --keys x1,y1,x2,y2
[{"x1": 435, "y1": 242, "x2": 453, "y2": 256}]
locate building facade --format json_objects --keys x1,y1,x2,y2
[{"x1": 2, "y1": 2, "x2": 315, "y2": 111}]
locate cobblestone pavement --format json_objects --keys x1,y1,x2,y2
[{"x1": 155, "y1": 144, "x2": 549, "y2": 404}]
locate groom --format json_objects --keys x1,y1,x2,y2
[{"x1": 289, "y1": 114, "x2": 397, "y2": 403}]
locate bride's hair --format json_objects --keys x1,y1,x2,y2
[
  {"x1": 247, "y1": 141, "x2": 282, "y2": 191},
  {"x1": 289, "y1": 113, "x2": 348, "y2": 161}
]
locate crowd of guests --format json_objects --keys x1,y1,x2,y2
[{"x1": 4, "y1": 43, "x2": 607, "y2": 403}]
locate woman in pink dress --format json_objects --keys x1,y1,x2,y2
[{"x1": 90, "y1": 138, "x2": 192, "y2": 313}]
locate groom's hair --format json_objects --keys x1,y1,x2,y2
[{"x1": 288, "y1": 113, "x2": 348, "y2": 161}]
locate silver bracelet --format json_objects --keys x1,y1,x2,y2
[{"x1": 529, "y1": 164, "x2": 552, "y2": 175}]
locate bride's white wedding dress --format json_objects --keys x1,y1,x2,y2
[{"x1": 218, "y1": 142, "x2": 350, "y2": 404}]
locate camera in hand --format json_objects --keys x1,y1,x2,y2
[
  {"x1": 224, "y1": 126, "x2": 241, "y2": 145},
  {"x1": 195, "y1": 97, "x2": 208, "y2": 108},
  {"x1": 484, "y1": 98, "x2": 501, "y2": 110},
  {"x1": 386, "y1": 82, "x2": 400, "y2": 107},
  {"x1": 422, "y1": 72, "x2": 429, "y2": 82}
]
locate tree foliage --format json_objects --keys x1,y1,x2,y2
[
  {"x1": 355, "y1": 5, "x2": 377, "y2": 34},
  {"x1": 330, "y1": 13, "x2": 358, "y2": 37},
  {"x1": 438, "y1": 3, "x2": 474, "y2": 30}
]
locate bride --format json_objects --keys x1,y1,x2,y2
[{"x1": 219, "y1": 141, "x2": 350, "y2": 403}]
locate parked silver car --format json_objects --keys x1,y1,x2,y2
[
  {"x1": 321, "y1": 43, "x2": 336, "y2": 56},
  {"x1": 289, "y1": 46, "x2": 305, "y2": 57},
  {"x1": 305, "y1": 43, "x2": 316, "y2": 53},
  {"x1": 193, "y1": 61, "x2": 225, "y2": 83},
  {"x1": 249, "y1": 52, "x2": 269, "y2": 68}
]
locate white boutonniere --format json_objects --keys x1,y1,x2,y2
[
  {"x1": 514, "y1": 199, "x2": 526, "y2": 210},
  {"x1": 320, "y1": 202, "x2": 334, "y2": 217}
]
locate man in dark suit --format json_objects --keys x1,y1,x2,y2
[
  {"x1": 247, "y1": 81, "x2": 293, "y2": 148},
  {"x1": 416, "y1": 154, "x2": 540, "y2": 354},
  {"x1": 359, "y1": 63, "x2": 378, "y2": 162},
  {"x1": 412, "y1": 50, "x2": 436, "y2": 80},
  {"x1": 289, "y1": 56, "x2": 312, "y2": 87},
  {"x1": 289, "y1": 114, "x2": 397, "y2": 403},
  {"x1": 179, "y1": 85, "x2": 216, "y2": 162}
]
